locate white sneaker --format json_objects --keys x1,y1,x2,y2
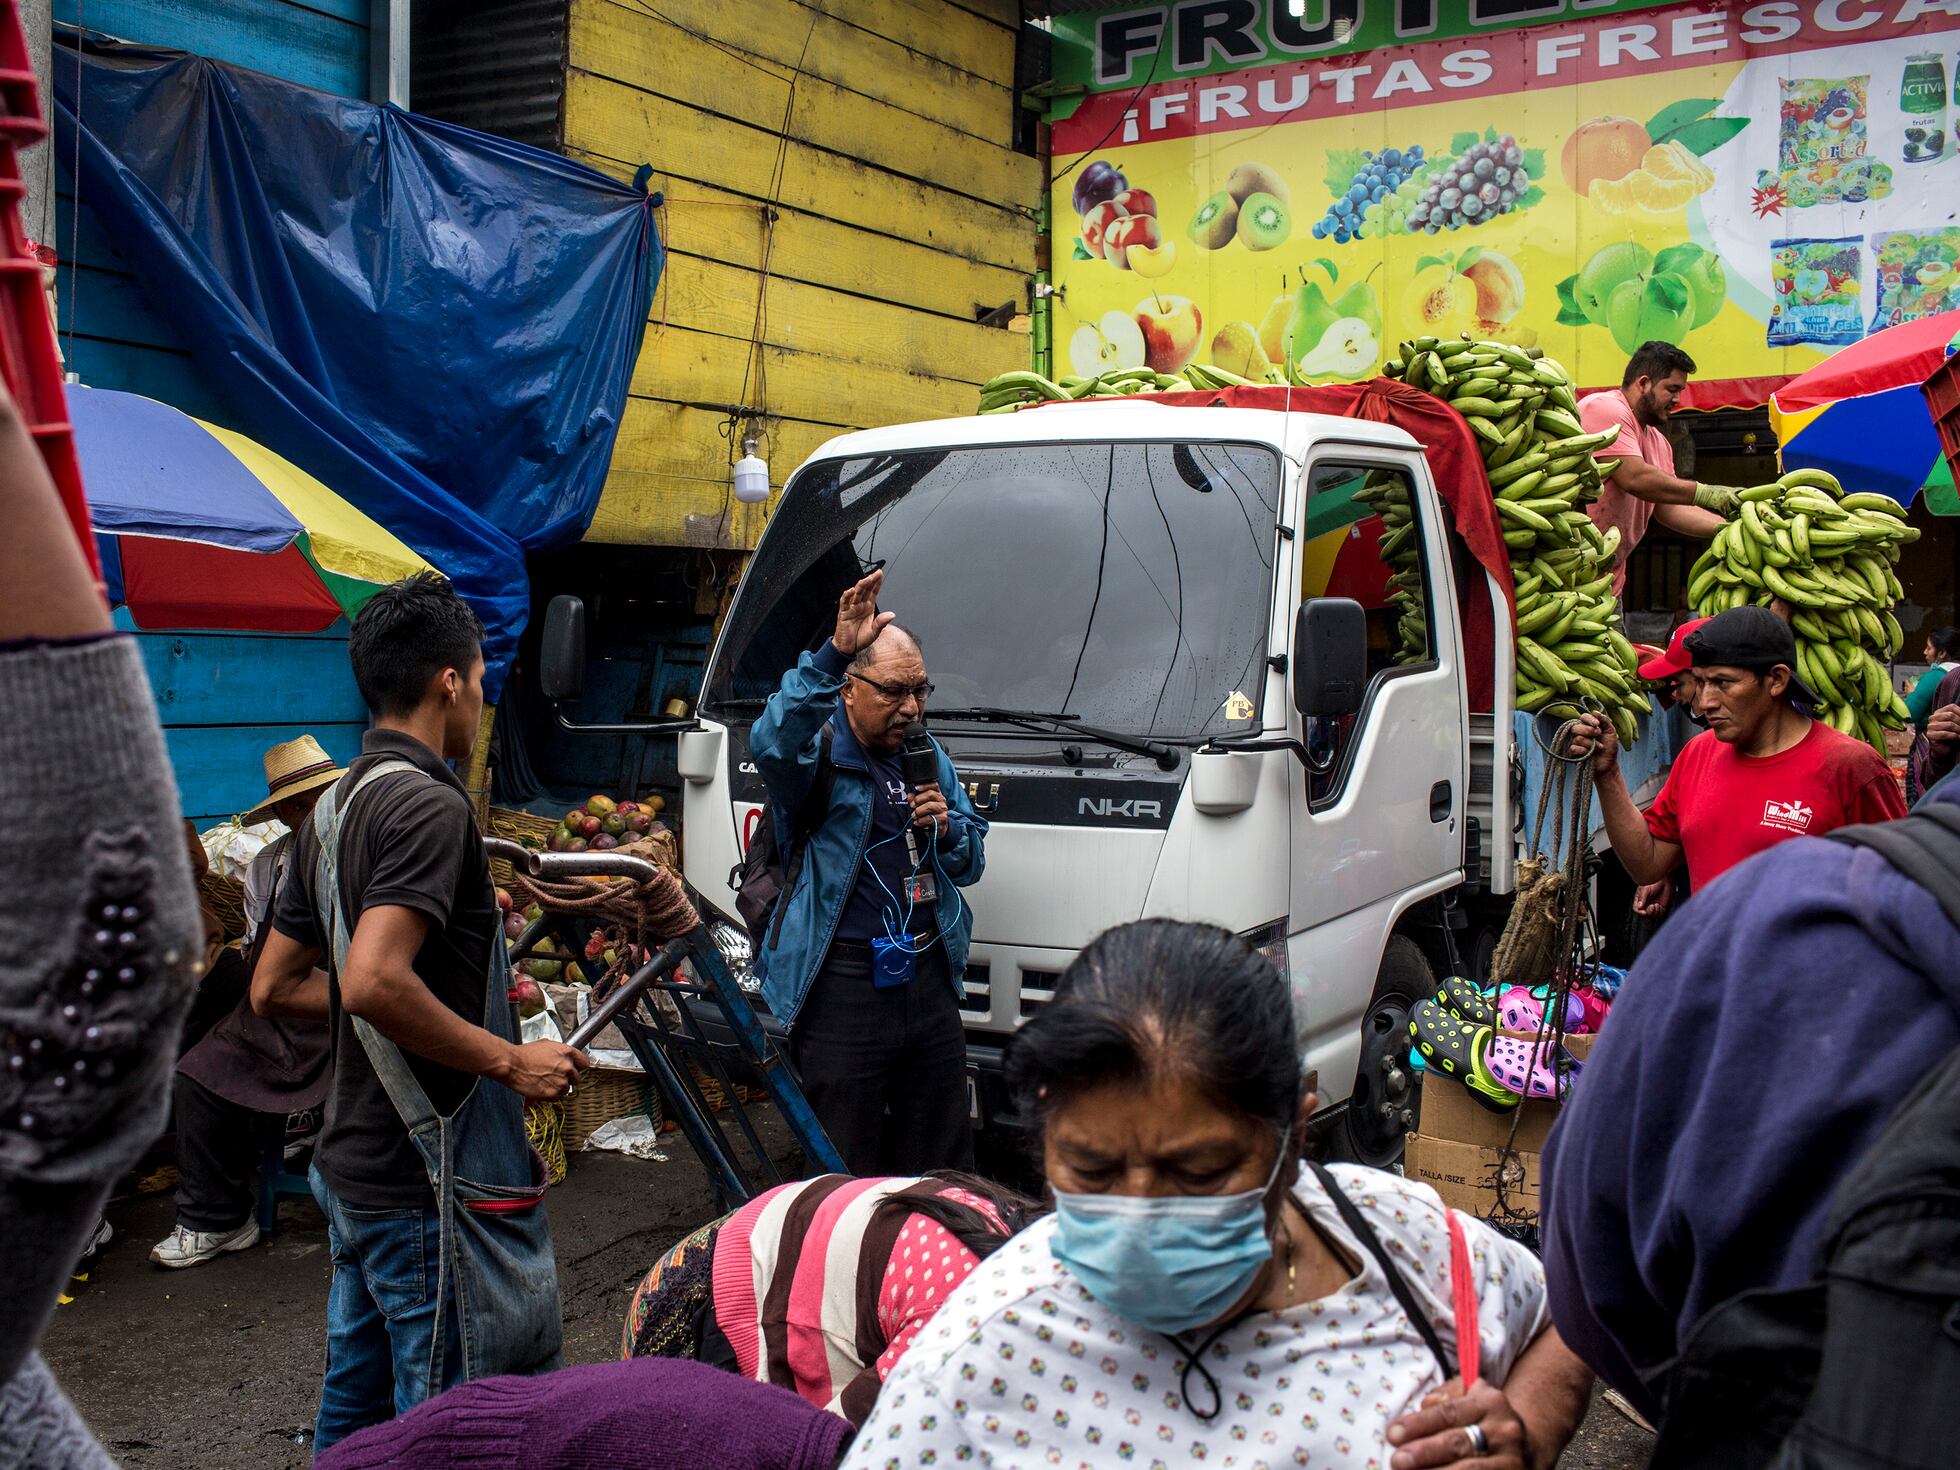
[{"x1": 149, "y1": 1218, "x2": 260, "y2": 1269}]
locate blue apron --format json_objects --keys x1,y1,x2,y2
[{"x1": 313, "y1": 761, "x2": 563, "y2": 1385}]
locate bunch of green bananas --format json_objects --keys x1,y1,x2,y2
[
  {"x1": 1384, "y1": 335, "x2": 1649, "y2": 746},
  {"x1": 975, "y1": 363, "x2": 1259, "y2": 413},
  {"x1": 1686, "y1": 468, "x2": 1920, "y2": 753},
  {"x1": 1351, "y1": 469, "x2": 1427, "y2": 661}
]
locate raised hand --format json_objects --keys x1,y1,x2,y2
[{"x1": 834, "y1": 570, "x2": 895, "y2": 657}]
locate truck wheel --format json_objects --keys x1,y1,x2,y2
[{"x1": 1334, "y1": 935, "x2": 1433, "y2": 1167}]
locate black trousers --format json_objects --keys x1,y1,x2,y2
[
  {"x1": 174, "y1": 1072, "x2": 277, "y2": 1231},
  {"x1": 787, "y1": 940, "x2": 974, "y2": 1177}
]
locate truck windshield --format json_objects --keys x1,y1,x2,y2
[{"x1": 705, "y1": 440, "x2": 1282, "y2": 741}]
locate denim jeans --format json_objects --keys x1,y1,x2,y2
[{"x1": 309, "y1": 1166, "x2": 462, "y2": 1454}]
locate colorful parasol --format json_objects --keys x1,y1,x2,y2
[
  {"x1": 1769, "y1": 308, "x2": 1960, "y2": 513},
  {"x1": 71, "y1": 386, "x2": 435, "y2": 631}
]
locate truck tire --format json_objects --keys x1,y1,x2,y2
[{"x1": 1333, "y1": 935, "x2": 1433, "y2": 1167}]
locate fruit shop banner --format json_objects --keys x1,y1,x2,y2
[
  {"x1": 54, "y1": 32, "x2": 663, "y2": 695},
  {"x1": 1047, "y1": 0, "x2": 1960, "y2": 405}
]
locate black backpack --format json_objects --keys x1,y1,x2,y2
[
  {"x1": 1646, "y1": 803, "x2": 1960, "y2": 1470},
  {"x1": 729, "y1": 726, "x2": 837, "y2": 949}
]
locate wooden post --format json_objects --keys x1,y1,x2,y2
[{"x1": 465, "y1": 703, "x2": 495, "y2": 827}]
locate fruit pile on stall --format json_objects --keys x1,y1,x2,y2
[
  {"x1": 544, "y1": 792, "x2": 669, "y2": 852},
  {"x1": 1687, "y1": 470, "x2": 1918, "y2": 753},
  {"x1": 1382, "y1": 336, "x2": 1653, "y2": 745}
]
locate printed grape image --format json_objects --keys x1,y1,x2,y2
[
  {"x1": 1409, "y1": 136, "x2": 1531, "y2": 234},
  {"x1": 1312, "y1": 147, "x2": 1425, "y2": 245}
]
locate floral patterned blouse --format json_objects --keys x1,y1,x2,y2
[{"x1": 843, "y1": 1164, "x2": 1548, "y2": 1469}]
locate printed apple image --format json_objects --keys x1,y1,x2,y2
[
  {"x1": 1101, "y1": 213, "x2": 1162, "y2": 269},
  {"x1": 1069, "y1": 310, "x2": 1147, "y2": 378},
  {"x1": 1133, "y1": 294, "x2": 1202, "y2": 373},
  {"x1": 1110, "y1": 187, "x2": 1157, "y2": 219},
  {"x1": 1081, "y1": 199, "x2": 1129, "y2": 259},
  {"x1": 1126, "y1": 238, "x2": 1177, "y2": 278}
]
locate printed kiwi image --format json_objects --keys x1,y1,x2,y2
[
  {"x1": 1237, "y1": 191, "x2": 1292, "y2": 251},
  {"x1": 1189, "y1": 191, "x2": 1240, "y2": 249}
]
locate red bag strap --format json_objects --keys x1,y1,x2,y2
[{"x1": 1447, "y1": 1209, "x2": 1480, "y2": 1388}]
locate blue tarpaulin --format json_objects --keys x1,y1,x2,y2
[{"x1": 52, "y1": 30, "x2": 661, "y2": 692}]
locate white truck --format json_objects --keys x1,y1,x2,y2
[{"x1": 548, "y1": 399, "x2": 1679, "y2": 1163}]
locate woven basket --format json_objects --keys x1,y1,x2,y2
[
  {"x1": 685, "y1": 1058, "x2": 768, "y2": 1114},
  {"x1": 563, "y1": 1066, "x2": 662, "y2": 1152},
  {"x1": 199, "y1": 869, "x2": 249, "y2": 943},
  {"x1": 525, "y1": 1100, "x2": 567, "y2": 1185},
  {"x1": 487, "y1": 806, "x2": 558, "y2": 885}
]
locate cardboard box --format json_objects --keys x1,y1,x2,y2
[
  {"x1": 1418, "y1": 1070, "x2": 1558, "y2": 1152},
  {"x1": 1406, "y1": 1132, "x2": 1541, "y2": 1218}
]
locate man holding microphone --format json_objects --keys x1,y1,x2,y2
[{"x1": 749, "y1": 570, "x2": 988, "y2": 1173}]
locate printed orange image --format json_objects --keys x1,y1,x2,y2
[{"x1": 1560, "y1": 116, "x2": 1650, "y2": 196}]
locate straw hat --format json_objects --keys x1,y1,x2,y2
[{"x1": 243, "y1": 735, "x2": 348, "y2": 824}]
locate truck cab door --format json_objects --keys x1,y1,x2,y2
[{"x1": 1286, "y1": 453, "x2": 1470, "y2": 1142}]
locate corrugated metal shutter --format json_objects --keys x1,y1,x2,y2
[{"x1": 412, "y1": 0, "x2": 568, "y2": 152}]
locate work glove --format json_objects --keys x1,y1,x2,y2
[{"x1": 1693, "y1": 483, "x2": 1741, "y2": 516}]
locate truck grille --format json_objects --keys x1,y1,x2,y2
[
  {"x1": 959, "y1": 945, "x2": 1077, "y2": 1036},
  {"x1": 959, "y1": 961, "x2": 991, "y2": 1016}
]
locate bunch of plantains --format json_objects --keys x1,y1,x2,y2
[
  {"x1": 1383, "y1": 335, "x2": 1650, "y2": 746},
  {"x1": 1687, "y1": 468, "x2": 1918, "y2": 753},
  {"x1": 975, "y1": 363, "x2": 1259, "y2": 412}
]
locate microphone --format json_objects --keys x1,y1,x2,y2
[
  {"x1": 901, "y1": 722, "x2": 937, "y2": 791},
  {"x1": 901, "y1": 722, "x2": 937, "y2": 870}
]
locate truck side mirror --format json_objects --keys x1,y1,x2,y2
[
  {"x1": 540, "y1": 595, "x2": 587, "y2": 703},
  {"x1": 1293, "y1": 597, "x2": 1367, "y2": 717}
]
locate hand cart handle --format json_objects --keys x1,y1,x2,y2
[
  {"x1": 566, "y1": 932, "x2": 697, "y2": 1051},
  {"x1": 484, "y1": 835, "x2": 666, "y2": 886}
]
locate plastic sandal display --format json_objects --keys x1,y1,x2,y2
[
  {"x1": 1485, "y1": 1035, "x2": 1581, "y2": 1101},
  {"x1": 1436, "y1": 974, "x2": 1495, "y2": 1026}
]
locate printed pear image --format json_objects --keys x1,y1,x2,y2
[
  {"x1": 1257, "y1": 293, "x2": 1295, "y2": 365},
  {"x1": 1211, "y1": 320, "x2": 1273, "y2": 381}
]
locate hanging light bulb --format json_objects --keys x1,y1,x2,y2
[{"x1": 732, "y1": 434, "x2": 770, "y2": 504}]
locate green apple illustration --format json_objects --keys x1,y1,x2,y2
[
  {"x1": 1652, "y1": 243, "x2": 1727, "y2": 330},
  {"x1": 1606, "y1": 273, "x2": 1692, "y2": 354},
  {"x1": 1573, "y1": 242, "x2": 1653, "y2": 329}
]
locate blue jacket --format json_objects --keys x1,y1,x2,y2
[
  {"x1": 749, "y1": 643, "x2": 987, "y2": 1026},
  {"x1": 1541, "y1": 777, "x2": 1960, "y2": 1417}
]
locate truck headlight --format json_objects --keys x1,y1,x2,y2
[
  {"x1": 1239, "y1": 919, "x2": 1289, "y2": 971},
  {"x1": 708, "y1": 919, "x2": 760, "y2": 993}
]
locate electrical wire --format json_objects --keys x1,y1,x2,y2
[{"x1": 1050, "y1": 25, "x2": 1170, "y2": 188}]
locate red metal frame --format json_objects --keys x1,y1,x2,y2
[{"x1": 0, "y1": 0, "x2": 97, "y2": 579}]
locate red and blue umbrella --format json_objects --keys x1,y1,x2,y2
[
  {"x1": 1770, "y1": 308, "x2": 1960, "y2": 513},
  {"x1": 72, "y1": 385, "x2": 436, "y2": 631}
]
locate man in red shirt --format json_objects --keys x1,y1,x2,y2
[
  {"x1": 1579, "y1": 342, "x2": 1742, "y2": 595},
  {"x1": 1570, "y1": 605, "x2": 1906, "y2": 893}
]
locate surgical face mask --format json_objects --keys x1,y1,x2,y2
[{"x1": 1050, "y1": 1135, "x2": 1290, "y2": 1336}]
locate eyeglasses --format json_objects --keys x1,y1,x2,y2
[{"x1": 847, "y1": 671, "x2": 935, "y2": 702}]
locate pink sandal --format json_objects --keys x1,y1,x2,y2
[{"x1": 1484, "y1": 1035, "x2": 1580, "y2": 1101}]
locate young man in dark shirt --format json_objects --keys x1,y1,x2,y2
[{"x1": 252, "y1": 574, "x2": 587, "y2": 1451}]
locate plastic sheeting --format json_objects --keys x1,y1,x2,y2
[{"x1": 52, "y1": 30, "x2": 661, "y2": 691}]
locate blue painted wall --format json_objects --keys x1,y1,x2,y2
[
  {"x1": 118, "y1": 610, "x2": 369, "y2": 825},
  {"x1": 58, "y1": 2, "x2": 375, "y2": 826}
]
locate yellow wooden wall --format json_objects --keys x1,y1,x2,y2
[{"x1": 565, "y1": 0, "x2": 1038, "y2": 547}]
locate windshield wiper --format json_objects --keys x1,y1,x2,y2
[{"x1": 929, "y1": 707, "x2": 1181, "y2": 771}]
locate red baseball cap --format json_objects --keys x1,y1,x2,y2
[{"x1": 1638, "y1": 616, "x2": 1712, "y2": 681}]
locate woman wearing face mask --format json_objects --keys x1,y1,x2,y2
[{"x1": 844, "y1": 920, "x2": 1593, "y2": 1470}]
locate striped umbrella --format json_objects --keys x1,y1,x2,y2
[
  {"x1": 1770, "y1": 308, "x2": 1960, "y2": 513},
  {"x1": 71, "y1": 385, "x2": 435, "y2": 630}
]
